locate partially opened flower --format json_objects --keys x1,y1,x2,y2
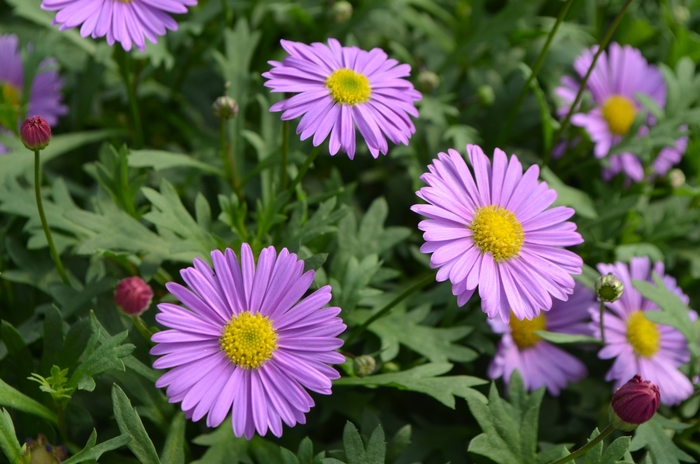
[
  {"x1": 0, "y1": 34, "x2": 66, "y2": 153},
  {"x1": 488, "y1": 283, "x2": 594, "y2": 395},
  {"x1": 590, "y1": 257, "x2": 694, "y2": 406},
  {"x1": 555, "y1": 42, "x2": 687, "y2": 181},
  {"x1": 41, "y1": 0, "x2": 197, "y2": 52},
  {"x1": 151, "y1": 245, "x2": 346, "y2": 439},
  {"x1": 263, "y1": 38, "x2": 421, "y2": 159},
  {"x1": 412, "y1": 144, "x2": 584, "y2": 322}
]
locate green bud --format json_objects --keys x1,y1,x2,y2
[
  {"x1": 669, "y1": 168, "x2": 685, "y2": 188},
  {"x1": 353, "y1": 355, "x2": 376, "y2": 377},
  {"x1": 418, "y1": 70, "x2": 440, "y2": 91},
  {"x1": 476, "y1": 85, "x2": 495, "y2": 106},
  {"x1": 213, "y1": 96, "x2": 239, "y2": 120},
  {"x1": 332, "y1": 1, "x2": 353, "y2": 23},
  {"x1": 381, "y1": 361, "x2": 400, "y2": 373},
  {"x1": 595, "y1": 273, "x2": 624, "y2": 303}
]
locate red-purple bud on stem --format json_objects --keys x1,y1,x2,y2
[
  {"x1": 609, "y1": 375, "x2": 660, "y2": 431},
  {"x1": 114, "y1": 276, "x2": 153, "y2": 317},
  {"x1": 20, "y1": 116, "x2": 52, "y2": 151}
]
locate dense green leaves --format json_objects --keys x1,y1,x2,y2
[{"x1": 630, "y1": 415, "x2": 695, "y2": 464}]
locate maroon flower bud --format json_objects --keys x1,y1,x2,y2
[
  {"x1": 20, "y1": 116, "x2": 52, "y2": 151},
  {"x1": 608, "y1": 375, "x2": 660, "y2": 431},
  {"x1": 114, "y1": 276, "x2": 153, "y2": 317}
]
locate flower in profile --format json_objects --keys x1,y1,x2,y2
[
  {"x1": 412, "y1": 144, "x2": 584, "y2": 322},
  {"x1": 263, "y1": 39, "x2": 421, "y2": 159},
  {"x1": 114, "y1": 276, "x2": 154, "y2": 317},
  {"x1": 590, "y1": 257, "x2": 694, "y2": 406},
  {"x1": 609, "y1": 375, "x2": 660, "y2": 431},
  {"x1": 20, "y1": 116, "x2": 52, "y2": 151},
  {"x1": 151, "y1": 245, "x2": 346, "y2": 439},
  {"x1": 555, "y1": 42, "x2": 687, "y2": 181},
  {"x1": 0, "y1": 34, "x2": 66, "y2": 153},
  {"x1": 40, "y1": 0, "x2": 197, "y2": 52},
  {"x1": 488, "y1": 283, "x2": 594, "y2": 395}
]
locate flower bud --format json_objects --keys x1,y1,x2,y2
[
  {"x1": 332, "y1": 1, "x2": 353, "y2": 23},
  {"x1": 20, "y1": 116, "x2": 52, "y2": 151},
  {"x1": 418, "y1": 70, "x2": 440, "y2": 92},
  {"x1": 381, "y1": 361, "x2": 400, "y2": 373},
  {"x1": 23, "y1": 434, "x2": 67, "y2": 464},
  {"x1": 609, "y1": 375, "x2": 660, "y2": 431},
  {"x1": 353, "y1": 355, "x2": 376, "y2": 377},
  {"x1": 212, "y1": 96, "x2": 239, "y2": 120},
  {"x1": 476, "y1": 85, "x2": 495, "y2": 106},
  {"x1": 669, "y1": 168, "x2": 685, "y2": 188},
  {"x1": 595, "y1": 273, "x2": 624, "y2": 303},
  {"x1": 114, "y1": 276, "x2": 154, "y2": 317}
]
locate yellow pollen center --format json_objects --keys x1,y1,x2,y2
[
  {"x1": 1, "y1": 82, "x2": 21, "y2": 110},
  {"x1": 601, "y1": 95, "x2": 636, "y2": 136},
  {"x1": 326, "y1": 68, "x2": 371, "y2": 105},
  {"x1": 509, "y1": 311, "x2": 546, "y2": 349},
  {"x1": 220, "y1": 312, "x2": 278, "y2": 369},
  {"x1": 470, "y1": 205, "x2": 524, "y2": 262},
  {"x1": 626, "y1": 311, "x2": 660, "y2": 358}
]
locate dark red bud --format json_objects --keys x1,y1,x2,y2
[
  {"x1": 20, "y1": 116, "x2": 52, "y2": 151},
  {"x1": 114, "y1": 276, "x2": 153, "y2": 316},
  {"x1": 609, "y1": 375, "x2": 660, "y2": 431}
]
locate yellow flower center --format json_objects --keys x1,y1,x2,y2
[
  {"x1": 325, "y1": 68, "x2": 371, "y2": 105},
  {"x1": 626, "y1": 311, "x2": 660, "y2": 358},
  {"x1": 220, "y1": 312, "x2": 278, "y2": 369},
  {"x1": 601, "y1": 95, "x2": 636, "y2": 136},
  {"x1": 470, "y1": 205, "x2": 524, "y2": 262},
  {"x1": 509, "y1": 311, "x2": 546, "y2": 349},
  {"x1": 1, "y1": 81, "x2": 21, "y2": 111}
]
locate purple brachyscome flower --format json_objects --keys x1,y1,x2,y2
[
  {"x1": 263, "y1": 38, "x2": 422, "y2": 159},
  {"x1": 412, "y1": 144, "x2": 584, "y2": 322},
  {"x1": 0, "y1": 34, "x2": 66, "y2": 153},
  {"x1": 488, "y1": 282, "x2": 593, "y2": 395},
  {"x1": 555, "y1": 42, "x2": 687, "y2": 181},
  {"x1": 151, "y1": 245, "x2": 346, "y2": 439},
  {"x1": 41, "y1": 0, "x2": 197, "y2": 52},
  {"x1": 590, "y1": 257, "x2": 694, "y2": 406}
]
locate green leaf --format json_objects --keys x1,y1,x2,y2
[
  {"x1": 335, "y1": 363, "x2": 487, "y2": 409},
  {"x1": 112, "y1": 384, "x2": 162, "y2": 464},
  {"x1": 334, "y1": 422, "x2": 385, "y2": 464},
  {"x1": 365, "y1": 425, "x2": 386, "y2": 464},
  {"x1": 191, "y1": 421, "x2": 252, "y2": 464},
  {"x1": 632, "y1": 274, "x2": 700, "y2": 357},
  {"x1": 68, "y1": 330, "x2": 135, "y2": 392},
  {"x1": 575, "y1": 428, "x2": 631, "y2": 464},
  {"x1": 40, "y1": 306, "x2": 64, "y2": 375},
  {"x1": 62, "y1": 430, "x2": 131, "y2": 464},
  {"x1": 534, "y1": 331, "x2": 600, "y2": 344},
  {"x1": 630, "y1": 415, "x2": 694, "y2": 464},
  {"x1": 0, "y1": 378, "x2": 58, "y2": 424},
  {"x1": 160, "y1": 412, "x2": 186, "y2": 464},
  {"x1": 128, "y1": 150, "x2": 225, "y2": 177},
  {"x1": 386, "y1": 424, "x2": 411, "y2": 463},
  {"x1": 615, "y1": 243, "x2": 664, "y2": 263},
  {"x1": 540, "y1": 167, "x2": 598, "y2": 219},
  {"x1": 0, "y1": 408, "x2": 24, "y2": 464}
]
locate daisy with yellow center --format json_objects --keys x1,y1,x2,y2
[
  {"x1": 592, "y1": 257, "x2": 694, "y2": 406},
  {"x1": 413, "y1": 144, "x2": 583, "y2": 322}
]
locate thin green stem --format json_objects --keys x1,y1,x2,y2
[
  {"x1": 132, "y1": 315, "x2": 156, "y2": 345},
  {"x1": 220, "y1": 118, "x2": 243, "y2": 198},
  {"x1": 118, "y1": 50, "x2": 144, "y2": 149},
  {"x1": 498, "y1": 0, "x2": 576, "y2": 145},
  {"x1": 56, "y1": 402, "x2": 68, "y2": 445},
  {"x1": 546, "y1": 0, "x2": 634, "y2": 165},
  {"x1": 549, "y1": 425, "x2": 614, "y2": 464},
  {"x1": 599, "y1": 299, "x2": 606, "y2": 344},
  {"x1": 346, "y1": 271, "x2": 435, "y2": 346},
  {"x1": 34, "y1": 150, "x2": 70, "y2": 286},
  {"x1": 220, "y1": 0, "x2": 231, "y2": 24},
  {"x1": 289, "y1": 145, "x2": 322, "y2": 192},
  {"x1": 281, "y1": 120, "x2": 289, "y2": 191}
]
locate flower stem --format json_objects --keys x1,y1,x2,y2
[
  {"x1": 289, "y1": 145, "x2": 321, "y2": 192},
  {"x1": 281, "y1": 120, "x2": 289, "y2": 191},
  {"x1": 220, "y1": 118, "x2": 243, "y2": 198},
  {"x1": 345, "y1": 271, "x2": 435, "y2": 345},
  {"x1": 549, "y1": 425, "x2": 614, "y2": 464},
  {"x1": 498, "y1": 0, "x2": 576, "y2": 145},
  {"x1": 546, "y1": 0, "x2": 633, "y2": 165},
  {"x1": 599, "y1": 299, "x2": 606, "y2": 344},
  {"x1": 55, "y1": 401, "x2": 68, "y2": 445},
  {"x1": 34, "y1": 150, "x2": 70, "y2": 286},
  {"x1": 132, "y1": 315, "x2": 155, "y2": 345},
  {"x1": 117, "y1": 49, "x2": 144, "y2": 149}
]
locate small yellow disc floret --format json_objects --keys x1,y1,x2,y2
[
  {"x1": 626, "y1": 311, "x2": 660, "y2": 358},
  {"x1": 220, "y1": 312, "x2": 278, "y2": 369},
  {"x1": 470, "y1": 205, "x2": 524, "y2": 262},
  {"x1": 326, "y1": 68, "x2": 371, "y2": 105},
  {"x1": 601, "y1": 95, "x2": 637, "y2": 136},
  {"x1": 509, "y1": 311, "x2": 546, "y2": 349}
]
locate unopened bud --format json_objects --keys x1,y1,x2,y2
[
  {"x1": 20, "y1": 116, "x2": 52, "y2": 151},
  {"x1": 23, "y1": 434, "x2": 67, "y2": 464},
  {"x1": 114, "y1": 276, "x2": 154, "y2": 316},
  {"x1": 381, "y1": 361, "x2": 400, "y2": 373},
  {"x1": 673, "y1": 5, "x2": 690, "y2": 24},
  {"x1": 609, "y1": 375, "x2": 660, "y2": 431},
  {"x1": 669, "y1": 168, "x2": 685, "y2": 188},
  {"x1": 417, "y1": 70, "x2": 440, "y2": 92},
  {"x1": 595, "y1": 273, "x2": 624, "y2": 303},
  {"x1": 476, "y1": 85, "x2": 495, "y2": 106},
  {"x1": 353, "y1": 355, "x2": 376, "y2": 377},
  {"x1": 212, "y1": 96, "x2": 239, "y2": 120},
  {"x1": 332, "y1": 1, "x2": 353, "y2": 23}
]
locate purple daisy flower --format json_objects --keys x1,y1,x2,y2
[
  {"x1": 555, "y1": 42, "x2": 687, "y2": 182},
  {"x1": 488, "y1": 282, "x2": 594, "y2": 395},
  {"x1": 590, "y1": 257, "x2": 694, "y2": 406},
  {"x1": 151, "y1": 244, "x2": 346, "y2": 439},
  {"x1": 412, "y1": 144, "x2": 584, "y2": 322},
  {"x1": 262, "y1": 38, "x2": 422, "y2": 159},
  {"x1": 41, "y1": 0, "x2": 197, "y2": 52},
  {"x1": 0, "y1": 34, "x2": 66, "y2": 153}
]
